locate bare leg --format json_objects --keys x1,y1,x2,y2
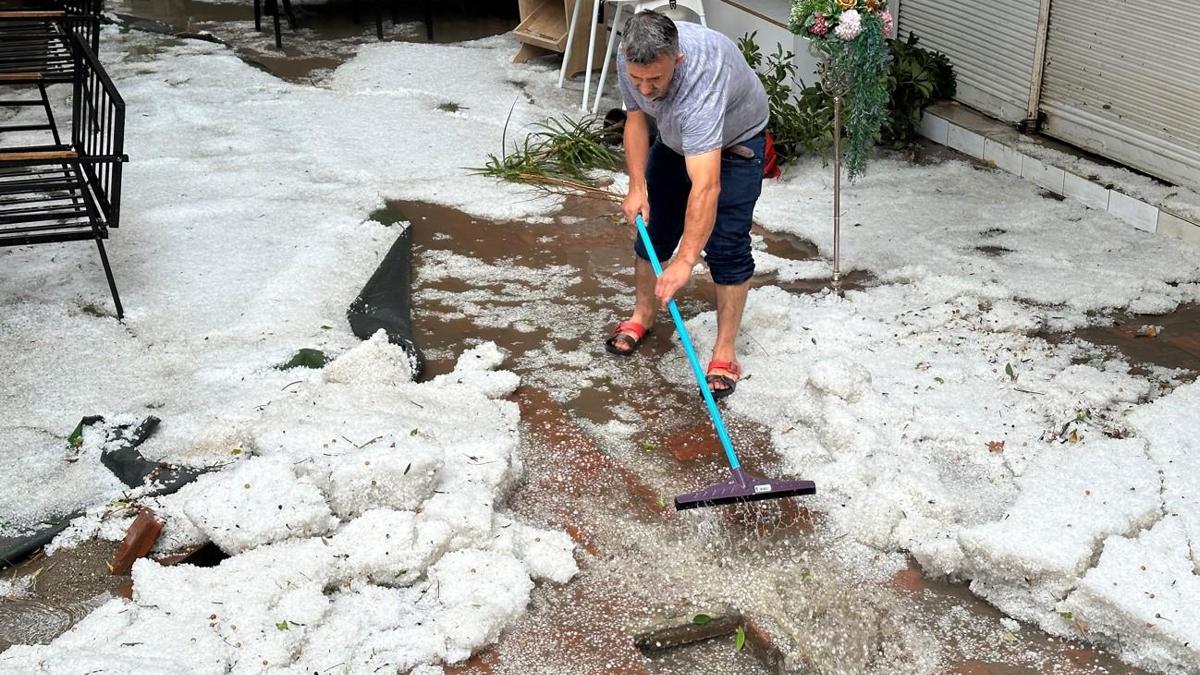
[
  {"x1": 631, "y1": 257, "x2": 658, "y2": 327},
  {"x1": 709, "y1": 280, "x2": 750, "y2": 391},
  {"x1": 611, "y1": 257, "x2": 658, "y2": 353}
]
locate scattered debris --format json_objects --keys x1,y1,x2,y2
[
  {"x1": 634, "y1": 608, "x2": 742, "y2": 653},
  {"x1": 107, "y1": 13, "x2": 227, "y2": 44},
  {"x1": 1135, "y1": 325, "x2": 1163, "y2": 338},
  {"x1": 110, "y1": 510, "x2": 164, "y2": 576}
]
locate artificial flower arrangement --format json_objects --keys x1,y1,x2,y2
[{"x1": 789, "y1": 0, "x2": 893, "y2": 178}]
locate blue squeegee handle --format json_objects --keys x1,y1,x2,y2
[{"x1": 634, "y1": 214, "x2": 742, "y2": 472}]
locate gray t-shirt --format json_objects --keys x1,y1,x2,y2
[{"x1": 617, "y1": 21, "x2": 768, "y2": 157}]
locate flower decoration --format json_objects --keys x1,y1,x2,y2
[
  {"x1": 834, "y1": 9, "x2": 861, "y2": 39},
  {"x1": 880, "y1": 10, "x2": 894, "y2": 36},
  {"x1": 788, "y1": 0, "x2": 892, "y2": 178},
  {"x1": 810, "y1": 13, "x2": 828, "y2": 36}
]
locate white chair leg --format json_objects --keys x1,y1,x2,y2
[
  {"x1": 638, "y1": 0, "x2": 706, "y2": 25},
  {"x1": 558, "y1": 0, "x2": 584, "y2": 88},
  {"x1": 581, "y1": 0, "x2": 602, "y2": 111},
  {"x1": 591, "y1": 3, "x2": 625, "y2": 113}
]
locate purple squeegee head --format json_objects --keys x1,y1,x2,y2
[{"x1": 674, "y1": 468, "x2": 817, "y2": 510}]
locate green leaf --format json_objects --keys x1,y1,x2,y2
[
  {"x1": 410, "y1": 428, "x2": 419, "y2": 436},
  {"x1": 276, "y1": 620, "x2": 290, "y2": 631},
  {"x1": 656, "y1": 495, "x2": 666, "y2": 509},
  {"x1": 640, "y1": 440, "x2": 657, "y2": 452},
  {"x1": 278, "y1": 348, "x2": 329, "y2": 370},
  {"x1": 67, "y1": 421, "x2": 85, "y2": 449},
  {"x1": 230, "y1": 448, "x2": 242, "y2": 456},
  {"x1": 1005, "y1": 363, "x2": 1017, "y2": 382},
  {"x1": 800, "y1": 568, "x2": 812, "y2": 581},
  {"x1": 692, "y1": 614, "x2": 712, "y2": 625},
  {"x1": 1058, "y1": 611, "x2": 1073, "y2": 620},
  {"x1": 933, "y1": 376, "x2": 944, "y2": 385},
  {"x1": 734, "y1": 626, "x2": 747, "y2": 652}
]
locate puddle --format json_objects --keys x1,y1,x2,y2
[
  {"x1": 1051, "y1": 303, "x2": 1200, "y2": 376},
  {"x1": 1, "y1": 540, "x2": 123, "y2": 652},
  {"x1": 975, "y1": 245, "x2": 1012, "y2": 257},
  {"x1": 114, "y1": 0, "x2": 519, "y2": 82},
  {"x1": 372, "y1": 198, "x2": 1144, "y2": 674}
]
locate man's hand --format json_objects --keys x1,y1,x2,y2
[
  {"x1": 622, "y1": 188, "x2": 650, "y2": 227},
  {"x1": 655, "y1": 258, "x2": 693, "y2": 310}
]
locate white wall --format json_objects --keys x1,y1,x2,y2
[{"x1": 706, "y1": 0, "x2": 821, "y2": 91}]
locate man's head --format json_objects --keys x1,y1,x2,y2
[{"x1": 622, "y1": 11, "x2": 682, "y2": 100}]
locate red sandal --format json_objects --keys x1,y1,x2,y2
[
  {"x1": 704, "y1": 360, "x2": 741, "y2": 400},
  {"x1": 604, "y1": 320, "x2": 649, "y2": 356}
]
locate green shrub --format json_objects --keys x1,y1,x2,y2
[
  {"x1": 737, "y1": 32, "x2": 833, "y2": 168},
  {"x1": 738, "y1": 31, "x2": 956, "y2": 168},
  {"x1": 884, "y1": 33, "x2": 956, "y2": 143}
]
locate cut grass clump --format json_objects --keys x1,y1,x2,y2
[{"x1": 476, "y1": 108, "x2": 622, "y2": 202}]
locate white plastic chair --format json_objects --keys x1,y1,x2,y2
[
  {"x1": 557, "y1": 0, "x2": 706, "y2": 112},
  {"x1": 592, "y1": 0, "x2": 706, "y2": 113}
]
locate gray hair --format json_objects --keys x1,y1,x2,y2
[{"x1": 621, "y1": 10, "x2": 679, "y2": 65}]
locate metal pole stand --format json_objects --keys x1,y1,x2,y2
[{"x1": 810, "y1": 41, "x2": 851, "y2": 296}]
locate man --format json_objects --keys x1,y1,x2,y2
[{"x1": 603, "y1": 10, "x2": 769, "y2": 401}]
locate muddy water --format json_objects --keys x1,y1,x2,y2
[
  {"x1": 115, "y1": 0, "x2": 519, "y2": 82},
  {"x1": 1063, "y1": 304, "x2": 1200, "y2": 375},
  {"x1": 380, "y1": 199, "x2": 1144, "y2": 674},
  {"x1": 1, "y1": 541, "x2": 122, "y2": 652}
]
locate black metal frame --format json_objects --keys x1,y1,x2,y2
[
  {"x1": 0, "y1": 0, "x2": 102, "y2": 147},
  {"x1": 253, "y1": 0, "x2": 296, "y2": 49},
  {"x1": 252, "y1": 0, "x2": 433, "y2": 49},
  {"x1": 0, "y1": 0, "x2": 101, "y2": 53},
  {"x1": 1, "y1": 31, "x2": 128, "y2": 318}
]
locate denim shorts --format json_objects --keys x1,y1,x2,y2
[{"x1": 633, "y1": 132, "x2": 765, "y2": 285}]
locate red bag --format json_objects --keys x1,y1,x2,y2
[{"x1": 763, "y1": 132, "x2": 781, "y2": 179}]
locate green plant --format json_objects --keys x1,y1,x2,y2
[
  {"x1": 737, "y1": 32, "x2": 833, "y2": 166},
  {"x1": 787, "y1": 0, "x2": 893, "y2": 179},
  {"x1": 739, "y1": 29, "x2": 956, "y2": 174},
  {"x1": 478, "y1": 113, "x2": 619, "y2": 183},
  {"x1": 883, "y1": 33, "x2": 956, "y2": 143},
  {"x1": 810, "y1": 15, "x2": 892, "y2": 180}
]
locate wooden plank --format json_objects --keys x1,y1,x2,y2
[
  {"x1": 0, "y1": 73, "x2": 45, "y2": 82},
  {"x1": 0, "y1": 150, "x2": 78, "y2": 161},
  {"x1": 0, "y1": 10, "x2": 65, "y2": 19},
  {"x1": 512, "y1": 0, "x2": 604, "y2": 77}
]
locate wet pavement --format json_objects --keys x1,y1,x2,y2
[
  {"x1": 381, "y1": 198, "x2": 1155, "y2": 674},
  {"x1": 4, "y1": 6, "x2": 1195, "y2": 671},
  {"x1": 3, "y1": 193, "x2": 1167, "y2": 672}
]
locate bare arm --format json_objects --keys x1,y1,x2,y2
[
  {"x1": 676, "y1": 150, "x2": 721, "y2": 265},
  {"x1": 622, "y1": 111, "x2": 652, "y2": 224}
]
